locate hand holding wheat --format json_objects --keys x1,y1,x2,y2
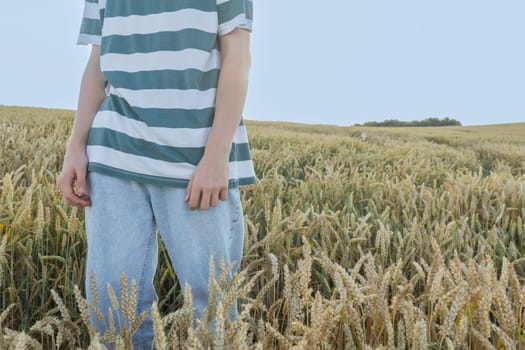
[{"x1": 58, "y1": 144, "x2": 91, "y2": 208}]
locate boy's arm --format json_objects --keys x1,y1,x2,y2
[
  {"x1": 184, "y1": 28, "x2": 251, "y2": 210},
  {"x1": 59, "y1": 45, "x2": 106, "y2": 207}
]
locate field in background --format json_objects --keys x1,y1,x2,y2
[{"x1": 0, "y1": 105, "x2": 524, "y2": 348}]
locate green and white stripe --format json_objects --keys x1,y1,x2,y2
[
  {"x1": 102, "y1": 10, "x2": 218, "y2": 36},
  {"x1": 90, "y1": 110, "x2": 251, "y2": 147},
  {"x1": 100, "y1": 50, "x2": 221, "y2": 72},
  {"x1": 77, "y1": 0, "x2": 256, "y2": 188}
]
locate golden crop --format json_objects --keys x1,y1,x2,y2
[{"x1": 0, "y1": 105, "x2": 524, "y2": 349}]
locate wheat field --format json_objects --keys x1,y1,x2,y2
[{"x1": 0, "y1": 105, "x2": 524, "y2": 349}]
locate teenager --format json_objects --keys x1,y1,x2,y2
[{"x1": 59, "y1": 0, "x2": 256, "y2": 347}]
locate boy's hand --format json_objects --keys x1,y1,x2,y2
[
  {"x1": 185, "y1": 155, "x2": 229, "y2": 210},
  {"x1": 58, "y1": 145, "x2": 92, "y2": 208}
]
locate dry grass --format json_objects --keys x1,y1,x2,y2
[{"x1": 0, "y1": 105, "x2": 524, "y2": 348}]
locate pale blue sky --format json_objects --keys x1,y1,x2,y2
[{"x1": 0, "y1": 1, "x2": 523, "y2": 126}]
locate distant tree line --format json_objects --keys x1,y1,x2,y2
[{"x1": 357, "y1": 117, "x2": 461, "y2": 127}]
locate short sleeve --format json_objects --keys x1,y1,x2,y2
[
  {"x1": 217, "y1": 0, "x2": 253, "y2": 36},
  {"x1": 77, "y1": 0, "x2": 102, "y2": 45}
]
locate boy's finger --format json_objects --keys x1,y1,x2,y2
[
  {"x1": 219, "y1": 187, "x2": 228, "y2": 201},
  {"x1": 188, "y1": 187, "x2": 201, "y2": 210},
  {"x1": 184, "y1": 179, "x2": 192, "y2": 201},
  {"x1": 209, "y1": 191, "x2": 219, "y2": 207},
  {"x1": 75, "y1": 167, "x2": 88, "y2": 195},
  {"x1": 200, "y1": 190, "x2": 211, "y2": 210},
  {"x1": 64, "y1": 187, "x2": 90, "y2": 207}
]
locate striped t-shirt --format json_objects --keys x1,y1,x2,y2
[{"x1": 77, "y1": 0, "x2": 257, "y2": 188}]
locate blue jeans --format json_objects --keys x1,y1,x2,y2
[{"x1": 84, "y1": 171, "x2": 245, "y2": 349}]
